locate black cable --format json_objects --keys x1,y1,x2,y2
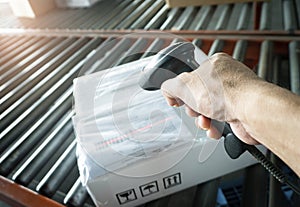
[
  {"x1": 224, "y1": 132, "x2": 300, "y2": 195},
  {"x1": 245, "y1": 145, "x2": 300, "y2": 195}
]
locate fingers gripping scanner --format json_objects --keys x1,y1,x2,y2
[
  {"x1": 139, "y1": 42, "x2": 246, "y2": 159},
  {"x1": 139, "y1": 42, "x2": 300, "y2": 194}
]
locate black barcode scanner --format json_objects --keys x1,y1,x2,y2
[
  {"x1": 139, "y1": 42, "x2": 246, "y2": 159},
  {"x1": 139, "y1": 42, "x2": 300, "y2": 194}
]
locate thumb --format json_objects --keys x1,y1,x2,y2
[
  {"x1": 161, "y1": 72, "x2": 201, "y2": 113},
  {"x1": 161, "y1": 77, "x2": 184, "y2": 107}
]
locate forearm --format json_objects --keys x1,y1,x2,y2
[
  {"x1": 238, "y1": 81, "x2": 300, "y2": 176},
  {"x1": 161, "y1": 53, "x2": 300, "y2": 175}
]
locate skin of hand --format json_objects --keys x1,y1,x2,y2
[{"x1": 161, "y1": 53, "x2": 300, "y2": 176}]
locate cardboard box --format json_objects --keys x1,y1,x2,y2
[
  {"x1": 9, "y1": 0, "x2": 55, "y2": 18},
  {"x1": 55, "y1": 0, "x2": 100, "y2": 8},
  {"x1": 73, "y1": 57, "x2": 264, "y2": 207},
  {"x1": 79, "y1": 142, "x2": 261, "y2": 207},
  {"x1": 166, "y1": 0, "x2": 266, "y2": 8}
]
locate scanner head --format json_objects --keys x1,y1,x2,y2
[{"x1": 139, "y1": 42, "x2": 199, "y2": 91}]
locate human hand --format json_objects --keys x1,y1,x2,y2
[{"x1": 161, "y1": 53, "x2": 261, "y2": 145}]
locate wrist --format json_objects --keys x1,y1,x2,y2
[
  {"x1": 223, "y1": 76, "x2": 264, "y2": 124},
  {"x1": 234, "y1": 80, "x2": 300, "y2": 141},
  {"x1": 236, "y1": 80, "x2": 276, "y2": 125}
]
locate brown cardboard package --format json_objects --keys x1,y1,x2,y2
[
  {"x1": 9, "y1": 0, "x2": 55, "y2": 18},
  {"x1": 166, "y1": 0, "x2": 266, "y2": 8}
]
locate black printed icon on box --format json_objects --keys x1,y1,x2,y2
[
  {"x1": 116, "y1": 189, "x2": 137, "y2": 205},
  {"x1": 139, "y1": 181, "x2": 159, "y2": 197},
  {"x1": 163, "y1": 172, "x2": 181, "y2": 189}
]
